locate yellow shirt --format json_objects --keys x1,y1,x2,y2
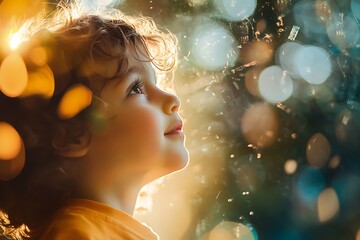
[{"x1": 37, "y1": 198, "x2": 159, "y2": 240}]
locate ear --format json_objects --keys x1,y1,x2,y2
[
  {"x1": 0, "y1": 139, "x2": 25, "y2": 181},
  {"x1": 51, "y1": 124, "x2": 91, "y2": 158}
]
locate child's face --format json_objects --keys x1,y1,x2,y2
[{"x1": 84, "y1": 46, "x2": 188, "y2": 185}]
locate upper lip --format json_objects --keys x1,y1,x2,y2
[{"x1": 165, "y1": 120, "x2": 183, "y2": 135}]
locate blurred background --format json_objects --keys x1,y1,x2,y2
[{"x1": 1, "y1": 0, "x2": 360, "y2": 239}]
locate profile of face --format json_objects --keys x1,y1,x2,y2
[{"x1": 81, "y1": 45, "x2": 189, "y2": 187}]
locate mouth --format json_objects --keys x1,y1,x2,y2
[{"x1": 164, "y1": 121, "x2": 183, "y2": 136}]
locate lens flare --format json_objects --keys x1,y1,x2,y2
[
  {"x1": 58, "y1": 84, "x2": 92, "y2": 119},
  {"x1": 258, "y1": 65, "x2": 293, "y2": 103},
  {"x1": 0, "y1": 53, "x2": 28, "y2": 97},
  {"x1": 9, "y1": 31, "x2": 23, "y2": 50}
]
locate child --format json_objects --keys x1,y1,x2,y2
[{"x1": 0, "y1": 2, "x2": 188, "y2": 239}]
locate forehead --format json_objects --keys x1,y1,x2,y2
[{"x1": 78, "y1": 43, "x2": 155, "y2": 90}]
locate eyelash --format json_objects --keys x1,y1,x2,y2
[{"x1": 128, "y1": 79, "x2": 145, "y2": 96}]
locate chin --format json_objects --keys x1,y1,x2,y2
[
  {"x1": 142, "y1": 149, "x2": 189, "y2": 184},
  {"x1": 168, "y1": 146, "x2": 189, "y2": 172}
]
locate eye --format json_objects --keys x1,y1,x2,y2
[{"x1": 128, "y1": 79, "x2": 145, "y2": 96}]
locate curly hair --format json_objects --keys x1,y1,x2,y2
[{"x1": 0, "y1": 2, "x2": 178, "y2": 239}]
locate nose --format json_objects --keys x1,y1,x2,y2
[{"x1": 162, "y1": 90, "x2": 181, "y2": 114}]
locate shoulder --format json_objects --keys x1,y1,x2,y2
[
  {"x1": 36, "y1": 199, "x2": 159, "y2": 240},
  {"x1": 37, "y1": 209, "x2": 100, "y2": 240},
  {"x1": 37, "y1": 204, "x2": 139, "y2": 240}
]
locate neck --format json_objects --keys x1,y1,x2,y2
[
  {"x1": 99, "y1": 184, "x2": 142, "y2": 215},
  {"x1": 74, "y1": 170, "x2": 144, "y2": 215}
]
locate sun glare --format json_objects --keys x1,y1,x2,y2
[{"x1": 9, "y1": 31, "x2": 23, "y2": 50}]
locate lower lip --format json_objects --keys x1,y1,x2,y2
[{"x1": 165, "y1": 130, "x2": 184, "y2": 137}]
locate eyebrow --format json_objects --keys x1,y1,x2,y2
[{"x1": 113, "y1": 65, "x2": 157, "y2": 88}]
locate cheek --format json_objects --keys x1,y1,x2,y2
[{"x1": 106, "y1": 105, "x2": 164, "y2": 166}]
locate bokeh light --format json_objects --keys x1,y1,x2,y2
[
  {"x1": 351, "y1": 0, "x2": 360, "y2": 20},
  {"x1": 191, "y1": 22, "x2": 239, "y2": 70},
  {"x1": 294, "y1": 45, "x2": 332, "y2": 84},
  {"x1": 20, "y1": 65, "x2": 55, "y2": 98},
  {"x1": 258, "y1": 65, "x2": 293, "y2": 103},
  {"x1": 29, "y1": 47, "x2": 48, "y2": 66},
  {"x1": 326, "y1": 13, "x2": 360, "y2": 50},
  {"x1": 213, "y1": 0, "x2": 257, "y2": 22},
  {"x1": 57, "y1": 84, "x2": 92, "y2": 119},
  {"x1": 276, "y1": 41, "x2": 303, "y2": 76},
  {"x1": 317, "y1": 188, "x2": 339, "y2": 222},
  {"x1": 0, "y1": 122, "x2": 22, "y2": 160},
  {"x1": 306, "y1": 133, "x2": 331, "y2": 168},
  {"x1": 241, "y1": 102, "x2": 279, "y2": 148},
  {"x1": 293, "y1": 1, "x2": 328, "y2": 40},
  {"x1": 328, "y1": 155, "x2": 341, "y2": 169},
  {"x1": 284, "y1": 159, "x2": 298, "y2": 175},
  {"x1": 0, "y1": 122, "x2": 25, "y2": 181},
  {"x1": 187, "y1": 0, "x2": 207, "y2": 6},
  {"x1": 244, "y1": 67, "x2": 262, "y2": 97},
  {"x1": 202, "y1": 221, "x2": 256, "y2": 240},
  {"x1": 0, "y1": 53, "x2": 28, "y2": 97},
  {"x1": 82, "y1": 0, "x2": 122, "y2": 9},
  {"x1": 240, "y1": 40, "x2": 274, "y2": 66}
]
